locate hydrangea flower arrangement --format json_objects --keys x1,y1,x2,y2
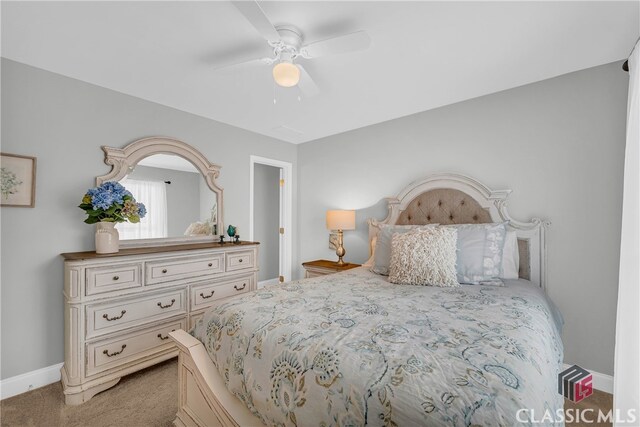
[{"x1": 79, "y1": 181, "x2": 147, "y2": 224}]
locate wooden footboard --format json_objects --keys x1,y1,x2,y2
[{"x1": 169, "y1": 330, "x2": 264, "y2": 427}]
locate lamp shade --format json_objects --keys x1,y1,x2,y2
[{"x1": 326, "y1": 210, "x2": 356, "y2": 231}]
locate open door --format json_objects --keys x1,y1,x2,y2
[{"x1": 249, "y1": 156, "x2": 293, "y2": 286}]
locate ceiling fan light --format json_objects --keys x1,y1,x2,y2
[{"x1": 272, "y1": 61, "x2": 300, "y2": 87}]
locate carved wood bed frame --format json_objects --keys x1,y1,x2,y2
[
  {"x1": 169, "y1": 173, "x2": 550, "y2": 426},
  {"x1": 368, "y1": 173, "x2": 549, "y2": 288}
]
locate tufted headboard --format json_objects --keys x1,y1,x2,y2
[{"x1": 368, "y1": 174, "x2": 549, "y2": 288}]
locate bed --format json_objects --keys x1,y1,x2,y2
[{"x1": 170, "y1": 173, "x2": 562, "y2": 427}]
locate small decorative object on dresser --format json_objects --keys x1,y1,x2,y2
[
  {"x1": 302, "y1": 259, "x2": 361, "y2": 278},
  {"x1": 326, "y1": 209, "x2": 356, "y2": 265},
  {"x1": 60, "y1": 241, "x2": 259, "y2": 405},
  {"x1": 79, "y1": 181, "x2": 147, "y2": 254}
]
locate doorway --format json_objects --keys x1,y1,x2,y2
[{"x1": 249, "y1": 156, "x2": 293, "y2": 286}]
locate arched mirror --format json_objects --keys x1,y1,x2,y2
[{"x1": 96, "y1": 137, "x2": 223, "y2": 246}]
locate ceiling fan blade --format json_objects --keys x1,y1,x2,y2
[
  {"x1": 231, "y1": 1, "x2": 281, "y2": 42},
  {"x1": 296, "y1": 64, "x2": 320, "y2": 97},
  {"x1": 213, "y1": 56, "x2": 274, "y2": 71},
  {"x1": 300, "y1": 30, "x2": 371, "y2": 59}
]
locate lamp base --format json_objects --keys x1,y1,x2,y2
[{"x1": 335, "y1": 230, "x2": 346, "y2": 265}]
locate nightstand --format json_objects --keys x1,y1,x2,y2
[{"x1": 302, "y1": 259, "x2": 361, "y2": 278}]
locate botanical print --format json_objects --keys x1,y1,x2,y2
[
  {"x1": 0, "y1": 153, "x2": 36, "y2": 207},
  {"x1": 1, "y1": 167, "x2": 22, "y2": 199},
  {"x1": 192, "y1": 268, "x2": 564, "y2": 426}
]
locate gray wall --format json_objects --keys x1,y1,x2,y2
[
  {"x1": 1, "y1": 57, "x2": 628, "y2": 381},
  {"x1": 297, "y1": 61, "x2": 628, "y2": 376},
  {"x1": 253, "y1": 164, "x2": 280, "y2": 282},
  {"x1": 126, "y1": 165, "x2": 201, "y2": 237},
  {"x1": 0, "y1": 58, "x2": 298, "y2": 379}
]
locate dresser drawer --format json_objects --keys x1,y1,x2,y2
[
  {"x1": 146, "y1": 254, "x2": 224, "y2": 285},
  {"x1": 225, "y1": 250, "x2": 254, "y2": 272},
  {"x1": 86, "y1": 263, "x2": 142, "y2": 296},
  {"x1": 86, "y1": 289, "x2": 187, "y2": 338},
  {"x1": 190, "y1": 274, "x2": 254, "y2": 311},
  {"x1": 86, "y1": 318, "x2": 185, "y2": 377}
]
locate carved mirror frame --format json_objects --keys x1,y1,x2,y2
[{"x1": 96, "y1": 136, "x2": 223, "y2": 247}]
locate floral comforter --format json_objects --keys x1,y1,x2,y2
[{"x1": 192, "y1": 268, "x2": 564, "y2": 426}]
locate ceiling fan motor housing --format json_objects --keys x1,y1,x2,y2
[{"x1": 274, "y1": 25, "x2": 303, "y2": 50}]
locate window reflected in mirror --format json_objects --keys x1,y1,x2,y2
[{"x1": 116, "y1": 154, "x2": 218, "y2": 240}]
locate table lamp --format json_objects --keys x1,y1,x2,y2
[{"x1": 326, "y1": 210, "x2": 356, "y2": 265}]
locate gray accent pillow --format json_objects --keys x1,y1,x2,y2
[
  {"x1": 448, "y1": 222, "x2": 508, "y2": 285},
  {"x1": 389, "y1": 227, "x2": 459, "y2": 287},
  {"x1": 372, "y1": 224, "x2": 438, "y2": 275}
]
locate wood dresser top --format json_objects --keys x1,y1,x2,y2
[{"x1": 61, "y1": 241, "x2": 260, "y2": 261}]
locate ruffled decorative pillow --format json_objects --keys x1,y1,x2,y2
[
  {"x1": 389, "y1": 227, "x2": 459, "y2": 287},
  {"x1": 372, "y1": 224, "x2": 439, "y2": 275}
]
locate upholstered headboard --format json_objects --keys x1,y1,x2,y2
[{"x1": 368, "y1": 173, "x2": 549, "y2": 288}]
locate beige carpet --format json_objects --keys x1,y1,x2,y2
[
  {"x1": 1, "y1": 358, "x2": 613, "y2": 427},
  {"x1": 1, "y1": 359, "x2": 177, "y2": 427}
]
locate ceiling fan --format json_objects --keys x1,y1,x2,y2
[{"x1": 223, "y1": 1, "x2": 372, "y2": 96}]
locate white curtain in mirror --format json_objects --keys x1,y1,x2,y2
[{"x1": 118, "y1": 178, "x2": 168, "y2": 239}]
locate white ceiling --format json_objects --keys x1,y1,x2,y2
[
  {"x1": 2, "y1": 1, "x2": 638, "y2": 144},
  {"x1": 137, "y1": 154, "x2": 199, "y2": 173}
]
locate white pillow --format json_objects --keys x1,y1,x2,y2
[
  {"x1": 389, "y1": 227, "x2": 459, "y2": 287},
  {"x1": 500, "y1": 230, "x2": 520, "y2": 279},
  {"x1": 372, "y1": 224, "x2": 439, "y2": 275},
  {"x1": 446, "y1": 222, "x2": 508, "y2": 285}
]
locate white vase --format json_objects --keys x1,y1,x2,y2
[{"x1": 95, "y1": 221, "x2": 119, "y2": 254}]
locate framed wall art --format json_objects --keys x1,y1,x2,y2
[{"x1": 1, "y1": 153, "x2": 37, "y2": 207}]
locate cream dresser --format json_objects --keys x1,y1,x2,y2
[{"x1": 61, "y1": 241, "x2": 259, "y2": 405}]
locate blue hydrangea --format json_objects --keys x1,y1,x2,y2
[
  {"x1": 80, "y1": 181, "x2": 147, "y2": 224},
  {"x1": 137, "y1": 202, "x2": 147, "y2": 218},
  {"x1": 88, "y1": 181, "x2": 130, "y2": 210}
]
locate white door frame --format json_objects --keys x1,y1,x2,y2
[{"x1": 249, "y1": 156, "x2": 293, "y2": 283}]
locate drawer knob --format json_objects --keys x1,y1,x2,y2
[
  {"x1": 200, "y1": 290, "x2": 215, "y2": 299},
  {"x1": 234, "y1": 283, "x2": 246, "y2": 291},
  {"x1": 239, "y1": 259, "x2": 243, "y2": 263},
  {"x1": 103, "y1": 344, "x2": 126, "y2": 357},
  {"x1": 157, "y1": 329, "x2": 176, "y2": 341},
  {"x1": 113, "y1": 276, "x2": 119, "y2": 281},
  {"x1": 157, "y1": 299, "x2": 176, "y2": 309},
  {"x1": 208, "y1": 263, "x2": 213, "y2": 267},
  {"x1": 103, "y1": 310, "x2": 126, "y2": 321},
  {"x1": 162, "y1": 269, "x2": 168, "y2": 274}
]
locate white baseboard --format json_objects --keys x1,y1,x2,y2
[
  {"x1": 258, "y1": 278, "x2": 279, "y2": 289},
  {"x1": 0, "y1": 363, "x2": 63, "y2": 400},
  {"x1": 563, "y1": 363, "x2": 613, "y2": 394}
]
